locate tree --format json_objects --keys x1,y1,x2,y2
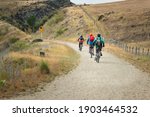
[{"x1": 27, "y1": 15, "x2": 36, "y2": 32}]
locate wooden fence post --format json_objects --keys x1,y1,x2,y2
[
  {"x1": 135, "y1": 47, "x2": 138, "y2": 55},
  {"x1": 129, "y1": 47, "x2": 131, "y2": 53},
  {"x1": 147, "y1": 48, "x2": 150, "y2": 56},
  {"x1": 142, "y1": 48, "x2": 145, "y2": 55},
  {"x1": 132, "y1": 47, "x2": 134, "y2": 54},
  {"x1": 138, "y1": 47, "x2": 140, "y2": 55}
]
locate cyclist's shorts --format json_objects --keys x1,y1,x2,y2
[{"x1": 90, "y1": 45, "x2": 94, "y2": 48}]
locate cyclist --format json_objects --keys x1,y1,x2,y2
[
  {"x1": 87, "y1": 33, "x2": 95, "y2": 55},
  {"x1": 78, "y1": 35, "x2": 84, "y2": 50},
  {"x1": 93, "y1": 33, "x2": 105, "y2": 57}
]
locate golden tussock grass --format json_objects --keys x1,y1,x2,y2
[
  {"x1": 106, "y1": 44, "x2": 150, "y2": 74},
  {"x1": 0, "y1": 41, "x2": 79, "y2": 99}
]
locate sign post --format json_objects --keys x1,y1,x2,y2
[{"x1": 39, "y1": 26, "x2": 44, "y2": 39}]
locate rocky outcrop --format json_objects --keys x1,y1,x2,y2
[{"x1": 1, "y1": 0, "x2": 71, "y2": 32}]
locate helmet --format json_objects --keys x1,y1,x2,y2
[
  {"x1": 90, "y1": 33, "x2": 93, "y2": 36},
  {"x1": 97, "y1": 33, "x2": 101, "y2": 37},
  {"x1": 80, "y1": 35, "x2": 83, "y2": 38}
]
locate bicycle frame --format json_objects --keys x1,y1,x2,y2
[
  {"x1": 79, "y1": 42, "x2": 83, "y2": 51},
  {"x1": 95, "y1": 48, "x2": 101, "y2": 63},
  {"x1": 89, "y1": 46, "x2": 94, "y2": 58}
]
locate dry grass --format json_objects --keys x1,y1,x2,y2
[
  {"x1": 106, "y1": 43, "x2": 150, "y2": 74},
  {"x1": 32, "y1": 6, "x2": 97, "y2": 41},
  {"x1": 79, "y1": 0, "x2": 150, "y2": 73},
  {"x1": 83, "y1": 0, "x2": 150, "y2": 46},
  {"x1": 0, "y1": 41, "x2": 79, "y2": 99},
  {"x1": 0, "y1": 20, "x2": 31, "y2": 51},
  {"x1": 0, "y1": 0, "x2": 47, "y2": 8},
  {"x1": 128, "y1": 40, "x2": 150, "y2": 48}
]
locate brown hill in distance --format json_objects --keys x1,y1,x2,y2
[{"x1": 82, "y1": 0, "x2": 150, "y2": 46}]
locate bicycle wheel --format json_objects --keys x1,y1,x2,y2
[
  {"x1": 90, "y1": 48, "x2": 93, "y2": 58},
  {"x1": 97, "y1": 55, "x2": 100, "y2": 63},
  {"x1": 79, "y1": 44, "x2": 81, "y2": 51},
  {"x1": 96, "y1": 51, "x2": 100, "y2": 63}
]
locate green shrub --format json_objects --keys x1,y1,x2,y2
[
  {"x1": 10, "y1": 40, "x2": 30, "y2": 51},
  {"x1": 0, "y1": 57, "x2": 37, "y2": 80},
  {"x1": 55, "y1": 27, "x2": 68, "y2": 37},
  {"x1": 0, "y1": 27, "x2": 9, "y2": 36},
  {"x1": 0, "y1": 72, "x2": 8, "y2": 80},
  {"x1": 27, "y1": 15, "x2": 36, "y2": 32},
  {"x1": 48, "y1": 11, "x2": 65, "y2": 26},
  {"x1": 0, "y1": 57, "x2": 22, "y2": 80},
  {"x1": 40, "y1": 61, "x2": 50, "y2": 74},
  {"x1": 9, "y1": 37, "x2": 19, "y2": 44},
  {"x1": 0, "y1": 80, "x2": 6, "y2": 88}
]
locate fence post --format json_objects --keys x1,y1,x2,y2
[
  {"x1": 147, "y1": 48, "x2": 150, "y2": 56},
  {"x1": 129, "y1": 46, "x2": 131, "y2": 53},
  {"x1": 142, "y1": 48, "x2": 144, "y2": 55},
  {"x1": 126, "y1": 44, "x2": 128, "y2": 52},
  {"x1": 138, "y1": 47, "x2": 141, "y2": 55},
  {"x1": 132, "y1": 47, "x2": 134, "y2": 54},
  {"x1": 135, "y1": 47, "x2": 138, "y2": 55}
]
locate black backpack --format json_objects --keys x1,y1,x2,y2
[{"x1": 97, "y1": 39, "x2": 101, "y2": 46}]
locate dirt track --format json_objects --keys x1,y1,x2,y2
[{"x1": 12, "y1": 42, "x2": 150, "y2": 100}]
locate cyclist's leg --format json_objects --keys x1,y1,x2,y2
[
  {"x1": 81, "y1": 42, "x2": 83, "y2": 47},
  {"x1": 95, "y1": 48, "x2": 98, "y2": 60},
  {"x1": 79, "y1": 43, "x2": 80, "y2": 49},
  {"x1": 92, "y1": 45, "x2": 94, "y2": 55},
  {"x1": 100, "y1": 47, "x2": 102, "y2": 56},
  {"x1": 96, "y1": 48, "x2": 98, "y2": 54},
  {"x1": 89, "y1": 45, "x2": 92, "y2": 53}
]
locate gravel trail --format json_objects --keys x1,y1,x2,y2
[{"x1": 13, "y1": 42, "x2": 150, "y2": 100}]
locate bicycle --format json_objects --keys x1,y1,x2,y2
[
  {"x1": 95, "y1": 48, "x2": 101, "y2": 63},
  {"x1": 79, "y1": 41, "x2": 83, "y2": 51},
  {"x1": 89, "y1": 45, "x2": 94, "y2": 58}
]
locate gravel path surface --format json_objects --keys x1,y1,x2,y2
[{"x1": 13, "y1": 42, "x2": 150, "y2": 100}]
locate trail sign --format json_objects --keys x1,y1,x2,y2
[{"x1": 39, "y1": 26, "x2": 44, "y2": 33}]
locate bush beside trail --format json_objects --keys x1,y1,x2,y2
[{"x1": 0, "y1": 41, "x2": 79, "y2": 99}]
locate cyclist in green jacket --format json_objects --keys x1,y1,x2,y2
[{"x1": 93, "y1": 33, "x2": 105, "y2": 56}]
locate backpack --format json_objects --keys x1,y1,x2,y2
[
  {"x1": 90, "y1": 36, "x2": 94, "y2": 42},
  {"x1": 96, "y1": 37, "x2": 101, "y2": 46},
  {"x1": 97, "y1": 40, "x2": 101, "y2": 46}
]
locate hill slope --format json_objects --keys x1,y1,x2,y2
[
  {"x1": 82, "y1": 0, "x2": 150, "y2": 46},
  {"x1": 0, "y1": 0, "x2": 71, "y2": 51},
  {"x1": 0, "y1": 0, "x2": 71, "y2": 32},
  {"x1": 0, "y1": 20, "x2": 31, "y2": 51}
]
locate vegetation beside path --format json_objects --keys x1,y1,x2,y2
[
  {"x1": 105, "y1": 44, "x2": 150, "y2": 74},
  {"x1": 0, "y1": 41, "x2": 79, "y2": 99}
]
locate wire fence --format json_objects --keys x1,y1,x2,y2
[{"x1": 108, "y1": 39, "x2": 150, "y2": 57}]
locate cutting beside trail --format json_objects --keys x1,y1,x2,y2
[{"x1": 13, "y1": 42, "x2": 150, "y2": 100}]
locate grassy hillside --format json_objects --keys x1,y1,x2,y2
[
  {"x1": 82, "y1": 0, "x2": 150, "y2": 47},
  {"x1": 0, "y1": 16, "x2": 80, "y2": 98},
  {"x1": 33, "y1": 6, "x2": 96, "y2": 42},
  {"x1": 0, "y1": 41, "x2": 79, "y2": 98},
  {"x1": 0, "y1": 0, "x2": 71, "y2": 33},
  {"x1": 0, "y1": 20, "x2": 31, "y2": 51},
  {"x1": 0, "y1": 0, "x2": 80, "y2": 99},
  {"x1": 77, "y1": 0, "x2": 150, "y2": 73}
]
